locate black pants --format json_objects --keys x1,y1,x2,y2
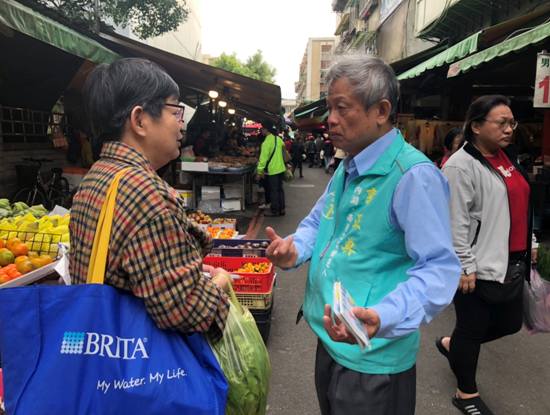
[
  {"x1": 449, "y1": 287, "x2": 523, "y2": 394},
  {"x1": 267, "y1": 173, "x2": 285, "y2": 214},
  {"x1": 315, "y1": 341, "x2": 416, "y2": 415},
  {"x1": 261, "y1": 177, "x2": 270, "y2": 204},
  {"x1": 292, "y1": 158, "x2": 303, "y2": 177}
]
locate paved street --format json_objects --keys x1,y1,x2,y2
[{"x1": 263, "y1": 165, "x2": 550, "y2": 415}]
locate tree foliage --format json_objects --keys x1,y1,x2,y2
[
  {"x1": 32, "y1": 0, "x2": 189, "y2": 39},
  {"x1": 211, "y1": 50, "x2": 276, "y2": 83}
]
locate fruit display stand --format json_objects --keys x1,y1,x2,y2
[{"x1": 0, "y1": 259, "x2": 60, "y2": 288}]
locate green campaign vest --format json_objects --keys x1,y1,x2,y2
[{"x1": 303, "y1": 133, "x2": 431, "y2": 374}]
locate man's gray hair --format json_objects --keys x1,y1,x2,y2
[{"x1": 325, "y1": 55, "x2": 400, "y2": 119}]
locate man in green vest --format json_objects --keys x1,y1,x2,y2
[
  {"x1": 266, "y1": 55, "x2": 461, "y2": 414},
  {"x1": 257, "y1": 121, "x2": 286, "y2": 216}
]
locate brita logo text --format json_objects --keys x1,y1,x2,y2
[{"x1": 60, "y1": 331, "x2": 149, "y2": 360}]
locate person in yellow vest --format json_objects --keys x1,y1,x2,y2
[{"x1": 265, "y1": 55, "x2": 461, "y2": 414}]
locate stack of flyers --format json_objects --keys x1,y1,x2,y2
[{"x1": 333, "y1": 281, "x2": 371, "y2": 350}]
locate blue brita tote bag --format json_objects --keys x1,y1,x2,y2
[{"x1": 0, "y1": 169, "x2": 228, "y2": 414}]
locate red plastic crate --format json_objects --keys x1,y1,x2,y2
[{"x1": 203, "y1": 256, "x2": 274, "y2": 293}]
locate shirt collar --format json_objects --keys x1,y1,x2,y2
[
  {"x1": 344, "y1": 128, "x2": 398, "y2": 177},
  {"x1": 100, "y1": 141, "x2": 154, "y2": 170}
]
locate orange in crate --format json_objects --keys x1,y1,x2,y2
[{"x1": 203, "y1": 256, "x2": 274, "y2": 293}]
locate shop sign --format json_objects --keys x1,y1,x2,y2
[{"x1": 534, "y1": 52, "x2": 550, "y2": 108}]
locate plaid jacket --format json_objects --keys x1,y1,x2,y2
[{"x1": 69, "y1": 142, "x2": 229, "y2": 340}]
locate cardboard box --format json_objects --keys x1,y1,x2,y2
[
  {"x1": 176, "y1": 190, "x2": 193, "y2": 208},
  {"x1": 180, "y1": 162, "x2": 209, "y2": 172}
]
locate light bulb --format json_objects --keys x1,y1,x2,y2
[
  {"x1": 228, "y1": 108, "x2": 235, "y2": 115},
  {"x1": 208, "y1": 90, "x2": 219, "y2": 99},
  {"x1": 218, "y1": 100, "x2": 227, "y2": 108}
]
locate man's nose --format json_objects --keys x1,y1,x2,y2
[{"x1": 327, "y1": 111, "x2": 338, "y2": 127}]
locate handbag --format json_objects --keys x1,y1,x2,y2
[
  {"x1": 283, "y1": 164, "x2": 294, "y2": 182},
  {"x1": 475, "y1": 258, "x2": 527, "y2": 304},
  {"x1": 0, "y1": 168, "x2": 228, "y2": 415}
]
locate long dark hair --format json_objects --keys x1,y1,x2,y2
[{"x1": 463, "y1": 95, "x2": 511, "y2": 142}]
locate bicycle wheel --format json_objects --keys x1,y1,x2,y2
[
  {"x1": 12, "y1": 187, "x2": 47, "y2": 207},
  {"x1": 48, "y1": 177, "x2": 71, "y2": 208}
]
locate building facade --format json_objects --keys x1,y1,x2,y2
[{"x1": 295, "y1": 37, "x2": 336, "y2": 104}]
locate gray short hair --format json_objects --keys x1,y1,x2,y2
[{"x1": 325, "y1": 55, "x2": 400, "y2": 120}]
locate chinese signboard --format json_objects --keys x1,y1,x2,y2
[{"x1": 534, "y1": 52, "x2": 550, "y2": 108}]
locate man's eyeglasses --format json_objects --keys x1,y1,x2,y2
[
  {"x1": 165, "y1": 103, "x2": 185, "y2": 122},
  {"x1": 483, "y1": 118, "x2": 518, "y2": 130}
]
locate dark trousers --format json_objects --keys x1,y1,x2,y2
[
  {"x1": 292, "y1": 158, "x2": 303, "y2": 177},
  {"x1": 315, "y1": 341, "x2": 416, "y2": 415},
  {"x1": 449, "y1": 288, "x2": 523, "y2": 394},
  {"x1": 261, "y1": 177, "x2": 270, "y2": 204},
  {"x1": 267, "y1": 173, "x2": 285, "y2": 214}
]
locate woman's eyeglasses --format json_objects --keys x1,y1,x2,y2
[
  {"x1": 164, "y1": 103, "x2": 185, "y2": 122},
  {"x1": 483, "y1": 118, "x2": 518, "y2": 130}
]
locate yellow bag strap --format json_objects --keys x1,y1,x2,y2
[{"x1": 86, "y1": 167, "x2": 131, "y2": 284}]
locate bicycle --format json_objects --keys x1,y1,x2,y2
[{"x1": 12, "y1": 158, "x2": 72, "y2": 210}]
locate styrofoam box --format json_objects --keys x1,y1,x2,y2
[
  {"x1": 222, "y1": 198, "x2": 242, "y2": 212},
  {"x1": 201, "y1": 186, "x2": 221, "y2": 200},
  {"x1": 180, "y1": 162, "x2": 209, "y2": 172},
  {"x1": 223, "y1": 185, "x2": 243, "y2": 199}
]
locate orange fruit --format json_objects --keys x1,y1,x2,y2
[
  {"x1": 15, "y1": 260, "x2": 33, "y2": 274},
  {"x1": 0, "y1": 248, "x2": 15, "y2": 266},
  {"x1": 0, "y1": 272, "x2": 9, "y2": 284},
  {"x1": 10, "y1": 242, "x2": 29, "y2": 257},
  {"x1": 14, "y1": 255, "x2": 29, "y2": 265},
  {"x1": 28, "y1": 251, "x2": 39, "y2": 259},
  {"x1": 6, "y1": 237, "x2": 21, "y2": 251},
  {"x1": 0, "y1": 239, "x2": 5, "y2": 249}
]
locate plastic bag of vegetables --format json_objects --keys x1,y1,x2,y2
[
  {"x1": 210, "y1": 286, "x2": 271, "y2": 415},
  {"x1": 523, "y1": 267, "x2": 550, "y2": 333}
]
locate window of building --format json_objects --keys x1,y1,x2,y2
[{"x1": 321, "y1": 44, "x2": 332, "y2": 53}]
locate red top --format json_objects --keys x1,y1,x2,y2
[{"x1": 486, "y1": 150, "x2": 530, "y2": 252}]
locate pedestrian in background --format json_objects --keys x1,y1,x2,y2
[
  {"x1": 266, "y1": 55, "x2": 460, "y2": 415},
  {"x1": 333, "y1": 147, "x2": 347, "y2": 171},
  {"x1": 321, "y1": 136, "x2": 334, "y2": 173},
  {"x1": 438, "y1": 95, "x2": 531, "y2": 415},
  {"x1": 440, "y1": 127, "x2": 464, "y2": 168},
  {"x1": 307, "y1": 135, "x2": 317, "y2": 167},
  {"x1": 291, "y1": 135, "x2": 305, "y2": 178}
]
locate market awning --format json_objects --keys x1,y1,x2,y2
[
  {"x1": 0, "y1": 0, "x2": 119, "y2": 64},
  {"x1": 293, "y1": 98, "x2": 327, "y2": 119},
  {"x1": 417, "y1": 0, "x2": 493, "y2": 41},
  {"x1": 397, "y1": 31, "x2": 480, "y2": 80},
  {"x1": 97, "y1": 31, "x2": 282, "y2": 122},
  {"x1": 335, "y1": 13, "x2": 350, "y2": 36},
  {"x1": 448, "y1": 21, "x2": 550, "y2": 78}
]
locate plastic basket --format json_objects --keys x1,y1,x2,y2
[
  {"x1": 0, "y1": 230, "x2": 61, "y2": 258},
  {"x1": 251, "y1": 303, "x2": 273, "y2": 344},
  {"x1": 235, "y1": 275, "x2": 276, "y2": 310},
  {"x1": 210, "y1": 239, "x2": 269, "y2": 257},
  {"x1": 203, "y1": 256, "x2": 274, "y2": 292}
]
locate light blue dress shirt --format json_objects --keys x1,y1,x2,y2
[{"x1": 292, "y1": 128, "x2": 461, "y2": 338}]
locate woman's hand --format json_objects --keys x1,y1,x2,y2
[
  {"x1": 211, "y1": 267, "x2": 232, "y2": 293},
  {"x1": 459, "y1": 272, "x2": 477, "y2": 294}
]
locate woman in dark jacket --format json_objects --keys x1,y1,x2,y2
[{"x1": 437, "y1": 95, "x2": 532, "y2": 415}]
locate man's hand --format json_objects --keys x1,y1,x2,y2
[
  {"x1": 459, "y1": 272, "x2": 476, "y2": 294},
  {"x1": 265, "y1": 226, "x2": 298, "y2": 269},
  {"x1": 255, "y1": 172, "x2": 265, "y2": 181},
  {"x1": 323, "y1": 304, "x2": 380, "y2": 343}
]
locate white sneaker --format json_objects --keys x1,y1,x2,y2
[{"x1": 258, "y1": 203, "x2": 271, "y2": 209}]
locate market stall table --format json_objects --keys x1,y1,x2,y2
[{"x1": 181, "y1": 165, "x2": 256, "y2": 211}]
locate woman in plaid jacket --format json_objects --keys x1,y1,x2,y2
[{"x1": 70, "y1": 58, "x2": 230, "y2": 341}]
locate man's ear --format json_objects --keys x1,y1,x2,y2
[
  {"x1": 129, "y1": 106, "x2": 147, "y2": 137},
  {"x1": 376, "y1": 100, "x2": 392, "y2": 125}
]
